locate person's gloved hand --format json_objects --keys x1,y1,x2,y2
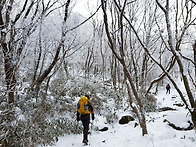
[
  {"x1": 77, "y1": 115, "x2": 80, "y2": 121},
  {"x1": 92, "y1": 113, "x2": 95, "y2": 120},
  {"x1": 77, "y1": 113, "x2": 80, "y2": 121}
]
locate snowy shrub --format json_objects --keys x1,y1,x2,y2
[
  {"x1": 138, "y1": 90, "x2": 157, "y2": 112},
  {"x1": 0, "y1": 102, "x2": 21, "y2": 147},
  {"x1": 105, "y1": 112, "x2": 118, "y2": 124},
  {"x1": 0, "y1": 72, "x2": 130, "y2": 146},
  {"x1": 0, "y1": 97, "x2": 82, "y2": 147},
  {"x1": 48, "y1": 117, "x2": 82, "y2": 135},
  {"x1": 50, "y1": 76, "x2": 128, "y2": 124}
]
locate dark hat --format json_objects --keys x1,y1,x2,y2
[{"x1": 85, "y1": 95, "x2": 90, "y2": 99}]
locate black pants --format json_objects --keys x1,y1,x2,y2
[
  {"x1": 81, "y1": 114, "x2": 90, "y2": 141},
  {"x1": 166, "y1": 88, "x2": 170, "y2": 94}
]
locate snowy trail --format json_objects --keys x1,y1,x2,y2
[
  {"x1": 47, "y1": 86, "x2": 196, "y2": 147},
  {"x1": 49, "y1": 123, "x2": 146, "y2": 147},
  {"x1": 48, "y1": 118, "x2": 195, "y2": 147}
]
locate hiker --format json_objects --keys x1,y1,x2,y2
[
  {"x1": 77, "y1": 95, "x2": 95, "y2": 145},
  {"x1": 166, "y1": 84, "x2": 171, "y2": 94}
]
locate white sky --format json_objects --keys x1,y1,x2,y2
[{"x1": 72, "y1": 0, "x2": 100, "y2": 17}]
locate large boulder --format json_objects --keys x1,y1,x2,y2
[{"x1": 119, "y1": 115, "x2": 134, "y2": 125}]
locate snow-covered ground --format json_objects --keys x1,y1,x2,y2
[{"x1": 47, "y1": 86, "x2": 196, "y2": 147}]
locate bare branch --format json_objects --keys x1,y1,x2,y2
[
  {"x1": 68, "y1": 4, "x2": 101, "y2": 32},
  {"x1": 155, "y1": 0, "x2": 167, "y2": 13},
  {"x1": 35, "y1": 0, "x2": 71, "y2": 86},
  {"x1": 189, "y1": 0, "x2": 196, "y2": 5}
]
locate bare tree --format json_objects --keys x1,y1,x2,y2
[
  {"x1": 0, "y1": 0, "x2": 71, "y2": 103},
  {"x1": 0, "y1": 0, "x2": 43, "y2": 103},
  {"x1": 101, "y1": 0, "x2": 148, "y2": 136},
  {"x1": 155, "y1": 0, "x2": 196, "y2": 128},
  {"x1": 122, "y1": 0, "x2": 196, "y2": 128},
  {"x1": 32, "y1": 0, "x2": 71, "y2": 93}
]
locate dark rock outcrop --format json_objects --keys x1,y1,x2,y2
[
  {"x1": 99, "y1": 127, "x2": 109, "y2": 132},
  {"x1": 158, "y1": 107, "x2": 176, "y2": 112},
  {"x1": 163, "y1": 119, "x2": 193, "y2": 131},
  {"x1": 119, "y1": 115, "x2": 135, "y2": 125}
]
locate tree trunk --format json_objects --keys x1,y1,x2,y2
[
  {"x1": 193, "y1": 41, "x2": 196, "y2": 84},
  {"x1": 123, "y1": 61, "x2": 148, "y2": 135},
  {"x1": 111, "y1": 56, "x2": 117, "y2": 91},
  {"x1": 101, "y1": 0, "x2": 148, "y2": 135},
  {"x1": 4, "y1": 56, "x2": 16, "y2": 104},
  {"x1": 1, "y1": 36, "x2": 16, "y2": 104}
]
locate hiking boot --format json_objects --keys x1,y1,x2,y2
[
  {"x1": 83, "y1": 140, "x2": 88, "y2": 145},
  {"x1": 82, "y1": 139, "x2": 88, "y2": 143}
]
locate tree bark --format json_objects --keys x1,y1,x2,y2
[
  {"x1": 101, "y1": 0, "x2": 148, "y2": 135},
  {"x1": 2, "y1": 42, "x2": 16, "y2": 104}
]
